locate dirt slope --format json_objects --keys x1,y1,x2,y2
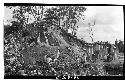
[{"x1": 22, "y1": 27, "x2": 89, "y2": 67}]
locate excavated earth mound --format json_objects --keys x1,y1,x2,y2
[{"x1": 4, "y1": 24, "x2": 108, "y2": 76}]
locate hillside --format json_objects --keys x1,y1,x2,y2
[{"x1": 4, "y1": 23, "x2": 123, "y2": 77}]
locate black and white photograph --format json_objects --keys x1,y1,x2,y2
[{"x1": 3, "y1": 4, "x2": 124, "y2": 79}]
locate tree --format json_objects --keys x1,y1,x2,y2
[
  {"x1": 12, "y1": 6, "x2": 44, "y2": 26},
  {"x1": 118, "y1": 40, "x2": 124, "y2": 53},
  {"x1": 88, "y1": 18, "x2": 96, "y2": 43},
  {"x1": 43, "y1": 6, "x2": 86, "y2": 36},
  {"x1": 87, "y1": 18, "x2": 96, "y2": 54},
  {"x1": 59, "y1": 6, "x2": 86, "y2": 36},
  {"x1": 8, "y1": 6, "x2": 86, "y2": 37}
]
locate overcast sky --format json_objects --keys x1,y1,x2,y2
[
  {"x1": 77, "y1": 6, "x2": 124, "y2": 44},
  {"x1": 4, "y1": 6, "x2": 124, "y2": 44}
]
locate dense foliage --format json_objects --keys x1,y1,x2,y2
[{"x1": 4, "y1": 6, "x2": 123, "y2": 77}]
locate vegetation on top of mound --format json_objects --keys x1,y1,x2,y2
[{"x1": 4, "y1": 6, "x2": 123, "y2": 76}]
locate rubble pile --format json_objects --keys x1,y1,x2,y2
[{"x1": 4, "y1": 23, "x2": 123, "y2": 76}]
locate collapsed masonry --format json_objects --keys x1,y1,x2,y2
[
  {"x1": 21, "y1": 26, "x2": 89, "y2": 66},
  {"x1": 4, "y1": 23, "x2": 123, "y2": 76}
]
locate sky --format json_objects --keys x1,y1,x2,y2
[
  {"x1": 4, "y1": 6, "x2": 124, "y2": 44},
  {"x1": 77, "y1": 6, "x2": 124, "y2": 44}
]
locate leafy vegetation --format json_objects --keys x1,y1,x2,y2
[{"x1": 4, "y1": 6, "x2": 123, "y2": 77}]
